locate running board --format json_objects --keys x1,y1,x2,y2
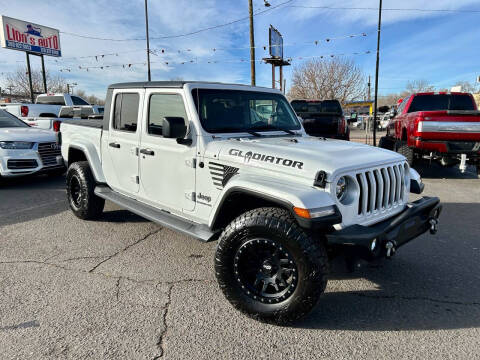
[{"x1": 94, "y1": 186, "x2": 217, "y2": 242}]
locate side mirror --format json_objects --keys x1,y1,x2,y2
[{"x1": 162, "y1": 117, "x2": 187, "y2": 138}]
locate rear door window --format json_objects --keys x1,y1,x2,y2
[
  {"x1": 408, "y1": 94, "x2": 475, "y2": 112},
  {"x1": 113, "y1": 93, "x2": 139, "y2": 132},
  {"x1": 291, "y1": 100, "x2": 342, "y2": 114}
]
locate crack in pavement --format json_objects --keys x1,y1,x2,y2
[
  {"x1": 0, "y1": 320, "x2": 40, "y2": 331},
  {"x1": 153, "y1": 283, "x2": 174, "y2": 359},
  {"x1": 59, "y1": 255, "x2": 109, "y2": 262},
  {"x1": 115, "y1": 277, "x2": 121, "y2": 301},
  {"x1": 88, "y1": 228, "x2": 162, "y2": 273},
  {"x1": 350, "y1": 293, "x2": 480, "y2": 306},
  {"x1": 0, "y1": 259, "x2": 212, "y2": 287}
]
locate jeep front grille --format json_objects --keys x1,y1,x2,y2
[
  {"x1": 37, "y1": 142, "x2": 61, "y2": 167},
  {"x1": 356, "y1": 163, "x2": 407, "y2": 216}
]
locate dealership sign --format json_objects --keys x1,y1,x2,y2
[{"x1": 0, "y1": 15, "x2": 61, "y2": 57}]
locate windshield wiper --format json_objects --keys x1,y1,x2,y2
[
  {"x1": 249, "y1": 125, "x2": 297, "y2": 135},
  {"x1": 246, "y1": 131, "x2": 262, "y2": 137},
  {"x1": 208, "y1": 127, "x2": 263, "y2": 137}
]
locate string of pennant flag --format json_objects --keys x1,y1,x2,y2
[
  {"x1": 42, "y1": 30, "x2": 369, "y2": 64},
  {"x1": 57, "y1": 50, "x2": 373, "y2": 73}
]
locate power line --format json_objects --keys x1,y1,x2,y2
[
  {"x1": 56, "y1": 50, "x2": 373, "y2": 72},
  {"x1": 288, "y1": 5, "x2": 480, "y2": 13},
  {"x1": 59, "y1": 0, "x2": 294, "y2": 42}
]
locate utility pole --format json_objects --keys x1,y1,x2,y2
[
  {"x1": 372, "y1": 0, "x2": 383, "y2": 147},
  {"x1": 40, "y1": 55, "x2": 47, "y2": 93},
  {"x1": 26, "y1": 53, "x2": 34, "y2": 103},
  {"x1": 368, "y1": 75, "x2": 371, "y2": 100},
  {"x1": 248, "y1": 0, "x2": 256, "y2": 86},
  {"x1": 67, "y1": 83, "x2": 77, "y2": 94},
  {"x1": 145, "y1": 0, "x2": 151, "y2": 81}
]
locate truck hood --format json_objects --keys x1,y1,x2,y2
[
  {"x1": 0, "y1": 127, "x2": 56, "y2": 143},
  {"x1": 205, "y1": 135, "x2": 405, "y2": 180}
]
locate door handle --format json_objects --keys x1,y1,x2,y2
[
  {"x1": 140, "y1": 148, "x2": 155, "y2": 156},
  {"x1": 109, "y1": 142, "x2": 120, "y2": 148}
]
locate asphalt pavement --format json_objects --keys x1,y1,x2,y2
[{"x1": 0, "y1": 164, "x2": 479, "y2": 359}]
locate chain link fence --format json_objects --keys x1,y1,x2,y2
[{"x1": 348, "y1": 115, "x2": 387, "y2": 146}]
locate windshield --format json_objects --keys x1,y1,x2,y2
[
  {"x1": 291, "y1": 100, "x2": 342, "y2": 114},
  {"x1": 0, "y1": 110, "x2": 30, "y2": 128},
  {"x1": 192, "y1": 89, "x2": 301, "y2": 134},
  {"x1": 408, "y1": 94, "x2": 475, "y2": 112}
]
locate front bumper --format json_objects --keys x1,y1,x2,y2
[
  {"x1": 413, "y1": 138, "x2": 480, "y2": 155},
  {"x1": 0, "y1": 147, "x2": 64, "y2": 177},
  {"x1": 325, "y1": 196, "x2": 442, "y2": 260}
]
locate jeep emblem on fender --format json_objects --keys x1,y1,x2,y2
[{"x1": 228, "y1": 148, "x2": 304, "y2": 169}]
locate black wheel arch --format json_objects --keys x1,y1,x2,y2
[
  {"x1": 210, "y1": 188, "x2": 296, "y2": 231},
  {"x1": 68, "y1": 146, "x2": 88, "y2": 167}
]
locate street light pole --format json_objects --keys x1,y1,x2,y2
[
  {"x1": 145, "y1": 0, "x2": 152, "y2": 81},
  {"x1": 372, "y1": 0, "x2": 383, "y2": 147},
  {"x1": 248, "y1": 0, "x2": 256, "y2": 86}
]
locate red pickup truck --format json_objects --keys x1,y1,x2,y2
[{"x1": 380, "y1": 92, "x2": 480, "y2": 177}]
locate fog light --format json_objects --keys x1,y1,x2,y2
[{"x1": 370, "y1": 238, "x2": 377, "y2": 252}]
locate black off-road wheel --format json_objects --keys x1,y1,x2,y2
[
  {"x1": 66, "y1": 161, "x2": 104, "y2": 220},
  {"x1": 395, "y1": 140, "x2": 416, "y2": 166},
  {"x1": 215, "y1": 207, "x2": 328, "y2": 324}
]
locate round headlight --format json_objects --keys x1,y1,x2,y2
[{"x1": 336, "y1": 176, "x2": 348, "y2": 201}]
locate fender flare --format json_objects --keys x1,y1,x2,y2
[
  {"x1": 208, "y1": 174, "x2": 337, "y2": 229},
  {"x1": 68, "y1": 143, "x2": 105, "y2": 183}
]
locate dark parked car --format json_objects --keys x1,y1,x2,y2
[{"x1": 291, "y1": 99, "x2": 349, "y2": 140}]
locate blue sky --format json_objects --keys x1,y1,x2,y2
[{"x1": 1, "y1": 0, "x2": 479, "y2": 98}]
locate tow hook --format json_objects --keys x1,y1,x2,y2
[
  {"x1": 429, "y1": 218, "x2": 439, "y2": 234},
  {"x1": 385, "y1": 241, "x2": 396, "y2": 258}
]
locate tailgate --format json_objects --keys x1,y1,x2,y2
[
  {"x1": 301, "y1": 113, "x2": 340, "y2": 136},
  {"x1": 417, "y1": 111, "x2": 480, "y2": 141}
]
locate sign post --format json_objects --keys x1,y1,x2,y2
[
  {"x1": 25, "y1": 52, "x2": 34, "y2": 103},
  {"x1": 263, "y1": 25, "x2": 290, "y2": 91},
  {"x1": 0, "y1": 15, "x2": 61, "y2": 101}
]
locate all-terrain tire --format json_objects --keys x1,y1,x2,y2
[
  {"x1": 395, "y1": 140, "x2": 415, "y2": 166},
  {"x1": 66, "y1": 161, "x2": 104, "y2": 220},
  {"x1": 215, "y1": 207, "x2": 328, "y2": 324},
  {"x1": 378, "y1": 136, "x2": 395, "y2": 151},
  {"x1": 476, "y1": 165, "x2": 480, "y2": 179}
]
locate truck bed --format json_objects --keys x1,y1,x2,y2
[{"x1": 62, "y1": 119, "x2": 103, "y2": 129}]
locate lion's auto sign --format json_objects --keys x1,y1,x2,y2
[{"x1": 0, "y1": 15, "x2": 61, "y2": 57}]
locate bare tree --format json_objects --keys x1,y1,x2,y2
[
  {"x1": 287, "y1": 58, "x2": 366, "y2": 103},
  {"x1": 75, "y1": 89, "x2": 105, "y2": 105},
  {"x1": 405, "y1": 79, "x2": 435, "y2": 93},
  {"x1": 3, "y1": 67, "x2": 67, "y2": 97},
  {"x1": 453, "y1": 80, "x2": 479, "y2": 93}
]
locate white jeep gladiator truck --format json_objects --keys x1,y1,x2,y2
[{"x1": 60, "y1": 81, "x2": 441, "y2": 324}]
